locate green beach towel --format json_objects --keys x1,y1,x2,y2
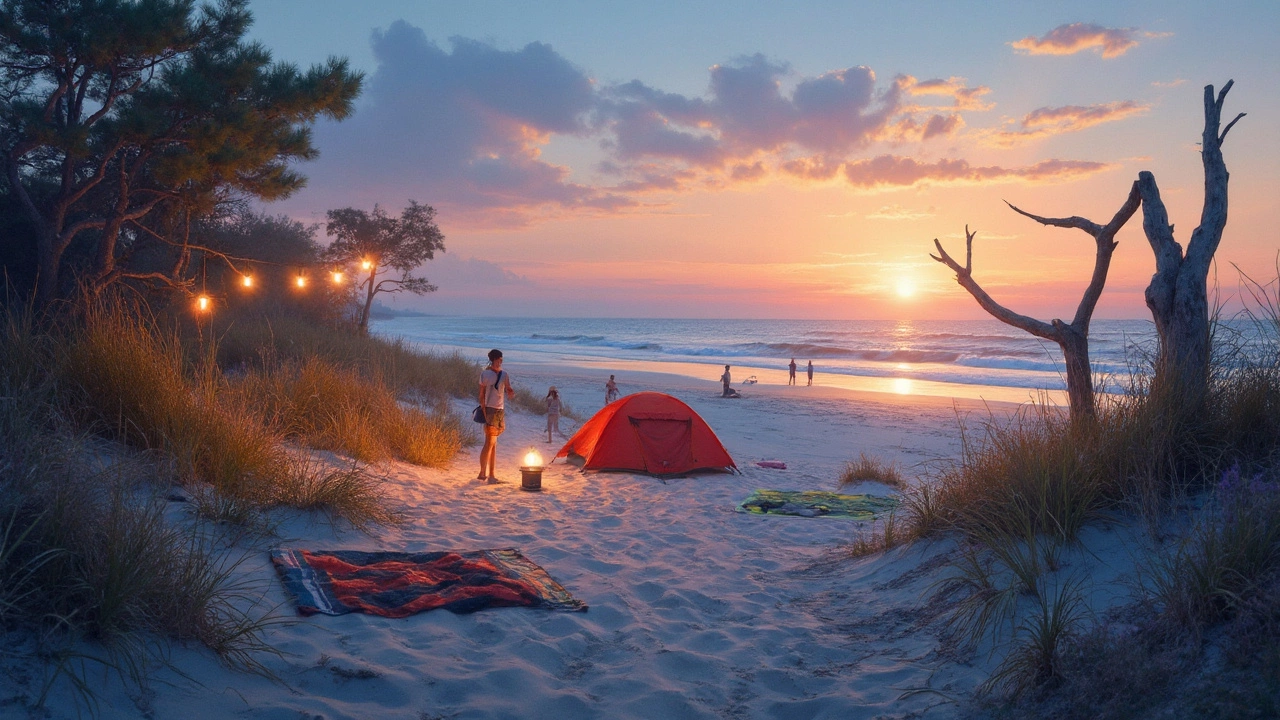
[{"x1": 736, "y1": 490, "x2": 899, "y2": 519}]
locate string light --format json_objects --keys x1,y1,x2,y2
[
  {"x1": 361, "y1": 259, "x2": 373, "y2": 271},
  {"x1": 295, "y1": 275, "x2": 307, "y2": 288},
  {"x1": 242, "y1": 274, "x2": 253, "y2": 288},
  {"x1": 332, "y1": 270, "x2": 344, "y2": 284},
  {"x1": 196, "y1": 295, "x2": 211, "y2": 312}
]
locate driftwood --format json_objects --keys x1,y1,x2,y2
[
  {"x1": 931, "y1": 183, "x2": 1141, "y2": 422},
  {"x1": 1137, "y1": 81, "x2": 1244, "y2": 397}
]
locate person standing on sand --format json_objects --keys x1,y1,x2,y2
[
  {"x1": 478, "y1": 349, "x2": 515, "y2": 483},
  {"x1": 788, "y1": 358, "x2": 797, "y2": 385},
  {"x1": 807, "y1": 360, "x2": 814, "y2": 386},
  {"x1": 721, "y1": 364, "x2": 732, "y2": 397},
  {"x1": 545, "y1": 386, "x2": 563, "y2": 443},
  {"x1": 605, "y1": 374, "x2": 619, "y2": 404}
]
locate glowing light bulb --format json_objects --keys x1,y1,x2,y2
[
  {"x1": 196, "y1": 295, "x2": 210, "y2": 312},
  {"x1": 242, "y1": 274, "x2": 253, "y2": 288},
  {"x1": 332, "y1": 271, "x2": 344, "y2": 284},
  {"x1": 361, "y1": 259, "x2": 373, "y2": 271},
  {"x1": 295, "y1": 275, "x2": 306, "y2": 288},
  {"x1": 523, "y1": 447, "x2": 544, "y2": 468}
]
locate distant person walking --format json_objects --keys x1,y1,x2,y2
[
  {"x1": 478, "y1": 349, "x2": 515, "y2": 483},
  {"x1": 545, "y1": 386, "x2": 563, "y2": 443},
  {"x1": 605, "y1": 375, "x2": 619, "y2": 404},
  {"x1": 806, "y1": 360, "x2": 814, "y2": 386},
  {"x1": 788, "y1": 358, "x2": 797, "y2": 385}
]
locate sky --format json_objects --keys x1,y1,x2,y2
[{"x1": 246, "y1": 0, "x2": 1280, "y2": 320}]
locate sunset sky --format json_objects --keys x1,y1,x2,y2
[{"x1": 247, "y1": 1, "x2": 1280, "y2": 320}]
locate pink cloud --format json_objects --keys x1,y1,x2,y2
[
  {"x1": 983, "y1": 100, "x2": 1150, "y2": 147},
  {"x1": 1010, "y1": 23, "x2": 1167, "y2": 59},
  {"x1": 841, "y1": 155, "x2": 1116, "y2": 188}
]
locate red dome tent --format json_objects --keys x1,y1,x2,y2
[{"x1": 555, "y1": 392, "x2": 737, "y2": 476}]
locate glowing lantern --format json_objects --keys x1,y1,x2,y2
[
  {"x1": 241, "y1": 274, "x2": 253, "y2": 288},
  {"x1": 520, "y1": 447, "x2": 545, "y2": 492},
  {"x1": 361, "y1": 259, "x2": 373, "y2": 271},
  {"x1": 332, "y1": 270, "x2": 344, "y2": 284},
  {"x1": 196, "y1": 295, "x2": 211, "y2": 312},
  {"x1": 295, "y1": 275, "x2": 307, "y2": 288}
]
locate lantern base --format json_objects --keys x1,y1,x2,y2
[{"x1": 520, "y1": 466, "x2": 543, "y2": 491}]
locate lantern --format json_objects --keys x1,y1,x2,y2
[
  {"x1": 361, "y1": 259, "x2": 373, "y2": 271},
  {"x1": 332, "y1": 270, "x2": 344, "y2": 284},
  {"x1": 196, "y1": 295, "x2": 211, "y2": 312},
  {"x1": 520, "y1": 447, "x2": 545, "y2": 492},
  {"x1": 295, "y1": 275, "x2": 307, "y2": 288},
  {"x1": 241, "y1": 274, "x2": 253, "y2": 288}
]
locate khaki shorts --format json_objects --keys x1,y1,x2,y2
[{"x1": 483, "y1": 408, "x2": 505, "y2": 435}]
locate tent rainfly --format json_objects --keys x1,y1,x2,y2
[{"x1": 555, "y1": 391, "x2": 737, "y2": 476}]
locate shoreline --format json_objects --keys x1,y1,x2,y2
[{"x1": 387, "y1": 330, "x2": 1068, "y2": 409}]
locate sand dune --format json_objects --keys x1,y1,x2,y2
[{"x1": 24, "y1": 363, "x2": 1145, "y2": 719}]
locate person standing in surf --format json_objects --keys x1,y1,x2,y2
[
  {"x1": 788, "y1": 358, "x2": 797, "y2": 386},
  {"x1": 807, "y1": 360, "x2": 814, "y2": 386},
  {"x1": 478, "y1": 349, "x2": 515, "y2": 482}
]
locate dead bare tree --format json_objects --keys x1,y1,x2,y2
[
  {"x1": 930, "y1": 183, "x2": 1141, "y2": 422},
  {"x1": 1136, "y1": 80, "x2": 1244, "y2": 399}
]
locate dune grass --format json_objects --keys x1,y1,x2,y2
[
  {"x1": 912, "y1": 306, "x2": 1280, "y2": 706},
  {"x1": 838, "y1": 452, "x2": 905, "y2": 488},
  {"x1": 0, "y1": 362, "x2": 278, "y2": 711},
  {"x1": 212, "y1": 308, "x2": 572, "y2": 419},
  {"x1": 230, "y1": 357, "x2": 470, "y2": 466}
]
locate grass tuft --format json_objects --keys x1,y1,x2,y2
[{"x1": 838, "y1": 453, "x2": 905, "y2": 488}]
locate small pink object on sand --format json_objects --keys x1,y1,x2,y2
[{"x1": 756, "y1": 460, "x2": 787, "y2": 470}]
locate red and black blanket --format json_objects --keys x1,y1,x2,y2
[{"x1": 271, "y1": 548, "x2": 587, "y2": 617}]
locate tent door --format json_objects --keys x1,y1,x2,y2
[{"x1": 628, "y1": 417, "x2": 695, "y2": 474}]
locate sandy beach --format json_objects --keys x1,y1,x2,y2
[{"x1": 12, "y1": 353, "x2": 1152, "y2": 720}]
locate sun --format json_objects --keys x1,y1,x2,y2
[{"x1": 895, "y1": 279, "x2": 916, "y2": 298}]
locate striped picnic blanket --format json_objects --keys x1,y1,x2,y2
[{"x1": 271, "y1": 548, "x2": 587, "y2": 617}]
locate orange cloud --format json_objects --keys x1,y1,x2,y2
[
  {"x1": 982, "y1": 100, "x2": 1150, "y2": 147},
  {"x1": 900, "y1": 75, "x2": 993, "y2": 111},
  {"x1": 841, "y1": 155, "x2": 1116, "y2": 189},
  {"x1": 1010, "y1": 23, "x2": 1168, "y2": 59}
]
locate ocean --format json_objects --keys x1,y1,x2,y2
[{"x1": 373, "y1": 316, "x2": 1179, "y2": 398}]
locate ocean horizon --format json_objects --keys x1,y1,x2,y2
[{"x1": 372, "y1": 315, "x2": 1197, "y2": 401}]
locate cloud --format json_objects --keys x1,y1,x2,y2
[
  {"x1": 841, "y1": 156, "x2": 1116, "y2": 189},
  {"x1": 1010, "y1": 23, "x2": 1168, "y2": 58},
  {"x1": 865, "y1": 204, "x2": 936, "y2": 220},
  {"x1": 291, "y1": 21, "x2": 1124, "y2": 228},
  {"x1": 900, "y1": 75, "x2": 993, "y2": 111},
  {"x1": 305, "y1": 21, "x2": 634, "y2": 225},
  {"x1": 601, "y1": 56, "x2": 902, "y2": 166},
  {"x1": 1152, "y1": 78, "x2": 1186, "y2": 88},
  {"x1": 982, "y1": 100, "x2": 1150, "y2": 146}
]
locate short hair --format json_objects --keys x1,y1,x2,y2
[{"x1": 487, "y1": 349, "x2": 503, "y2": 362}]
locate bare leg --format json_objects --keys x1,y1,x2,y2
[{"x1": 481, "y1": 430, "x2": 498, "y2": 478}]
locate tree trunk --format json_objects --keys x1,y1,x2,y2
[
  {"x1": 1137, "y1": 81, "x2": 1243, "y2": 400},
  {"x1": 1057, "y1": 321, "x2": 1094, "y2": 418},
  {"x1": 931, "y1": 181, "x2": 1140, "y2": 424},
  {"x1": 358, "y1": 264, "x2": 377, "y2": 333}
]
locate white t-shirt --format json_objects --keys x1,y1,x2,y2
[{"x1": 480, "y1": 368, "x2": 508, "y2": 409}]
